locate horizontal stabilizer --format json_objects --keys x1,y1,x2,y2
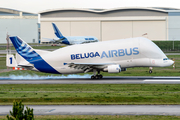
[{"x1": 18, "y1": 64, "x2": 34, "y2": 69}]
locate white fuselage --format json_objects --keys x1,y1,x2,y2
[
  {"x1": 54, "y1": 36, "x2": 99, "y2": 45},
  {"x1": 38, "y1": 37, "x2": 173, "y2": 74}
]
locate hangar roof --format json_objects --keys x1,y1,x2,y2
[
  {"x1": 39, "y1": 7, "x2": 170, "y2": 18},
  {"x1": 0, "y1": 7, "x2": 38, "y2": 16},
  {"x1": 39, "y1": 7, "x2": 170, "y2": 14}
]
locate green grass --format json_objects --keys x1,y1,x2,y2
[
  {"x1": 1, "y1": 115, "x2": 180, "y2": 120},
  {"x1": 1, "y1": 84, "x2": 180, "y2": 105},
  {"x1": 0, "y1": 57, "x2": 6, "y2": 69}
]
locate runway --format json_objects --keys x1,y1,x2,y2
[
  {"x1": 0, "y1": 76, "x2": 180, "y2": 84},
  {"x1": 1, "y1": 105, "x2": 180, "y2": 115}
]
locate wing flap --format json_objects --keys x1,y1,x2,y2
[{"x1": 65, "y1": 62, "x2": 115, "y2": 73}]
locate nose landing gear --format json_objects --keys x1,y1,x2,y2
[
  {"x1": 91, "y1": 69, "x2": 103, "y2": 79},
  {"x1": 149, "y1": 67, "x2": 153, "y2": 74}
]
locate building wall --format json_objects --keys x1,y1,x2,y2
[
  {"x1": 0, "y1": 19, "x2": 38, "y2": 43},
  {"x1": 102, "y1": 21, "x2": 132, "y2": 41},
  {"x1": 40, "y1": 8, "x2": 169, "y2": 42},
  {"x1": 0, "y1": 8, "x2": 38, "y2": 43},
  {"x1": 133, "y1": 21, "x2": 166, "y2": 40},
  {"x1": 41, "y1": 20, "x2": 167, "y2": 41},
  {"x1": 41, "y1": 21, "x2": 101, "y2": 40},
  {"x1": 168, "y1": 12, "x2": 180, "y2": 40}
]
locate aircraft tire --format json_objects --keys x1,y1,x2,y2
[
  {"x1": 91, "y1": 75, "x2": 103, "y2": 79},
  {"x1": 91, "y1": 75, "x2": 95, "y2": 79},
  {"x1": 98, "y1": 75, "x2": 103, "y2": 79},
  {"x1": 95, "y1": 75, "x2": 99, "y2": 79}
]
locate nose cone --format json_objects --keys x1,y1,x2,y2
[
  {"x1": 170, "y1": 60, "x2": 174, "y2": 66},
  {"x1": 170, "y1": 60, "x2": 174, "y2": 65}
]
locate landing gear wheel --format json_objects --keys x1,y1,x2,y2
[
  {"x1": 91, "y1": 69, "x2": 103, "y2": 79},
  {"x1": 91, "y1": 75, "x2": 103, "y2": 79},
  {"x1": 91, "y1": 75, "x2": 95, "y2": 79},
  {"x1": 98, "y1": 75, "x2": 103, "y2": 79},
  {"x1": 95, "y1": 75, "x2": 99, "y2": 79},
  {"x1": 149, "y1": 70, "x2": 152, "y2": 74}
]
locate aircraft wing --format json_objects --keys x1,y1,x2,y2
[
  {"x1": 41, "y1": 38, "x2": 55, "y2": 42},
  {"x1": 42, "y1": 37, "x2": 70, "y2": 45},
  {"x1": 65, "y1": 62, "x2": 114, "y2": 73}
]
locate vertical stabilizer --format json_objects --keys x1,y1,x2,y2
[
  {"x1": 52, "y1": 23, "x2": 64, "y2": 38},
  {"x1": 9, "y1": 36, "x2": 59, "y2": 73}
]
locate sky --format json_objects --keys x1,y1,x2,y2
[{"x1": 0, "y1": 0, "x2": 180, "y2": 13}]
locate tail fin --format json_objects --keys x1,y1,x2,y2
[
  {"x1": 52, "y1": 23, "x2": 64, "y2": 38},
  {"x1": 9, "y1": 36, "x2": 59, "y2": 73},
  {"x1": 6, "y1": 54, "x2": 17, "y2": 67},
  {"x1": 9, "y1": 36, "x2": 40, "y2": 60}
]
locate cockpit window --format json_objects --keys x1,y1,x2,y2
[{"x1": 163, "y1": 58, "x2": 170, "y2": 60}]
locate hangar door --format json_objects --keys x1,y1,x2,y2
[
  {"x1": 101, "y1": 20, "x2": 166, "y2": 41},
  {"x1": 70, "y1": 22, "x2": 100, "y2": 40},
  {"x1": 41, "y1": 21, "x2": 101, "y2": 41},
  {"x1": 102, "y1": 21, "x2": 133, "y2": 41},
  {"x1": 41, "y1": 22, "x2": 71, "y2": 39},
  {"x1": 133, "y1": 21, "x2": 166, "y2": 41}
]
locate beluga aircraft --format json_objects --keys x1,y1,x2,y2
[
  {"x1": 7, "y1": 36, "x2": 174, "y2": 79},
  {"x1": 42, "y1": 23, "x2": 99, "y2": 45}
]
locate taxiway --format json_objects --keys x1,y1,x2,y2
[
  {"x1": 1, "y1": 105, "x2": 180, "y2": 115},
  {"x1": 0, "y1": 76, "x2": 180, "y2": 84}
]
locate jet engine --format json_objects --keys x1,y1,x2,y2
[
  {"x1": 103, "y1": 65, "x2": 121, "y2": 73},
  {"x1": 53, "y1": 38, "x2": 61, "y2": 41}
]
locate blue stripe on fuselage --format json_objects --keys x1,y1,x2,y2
[
  {"x1": 28, "y1": 56, "x2": 59, "y2": 74},
  {"x1": 62, "y1": 39, "x2": 70, "y2": 45}
]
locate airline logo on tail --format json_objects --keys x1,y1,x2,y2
[
  {"x1": 52, "y1": 23, "x2": 64, "y2": 39},
  {"x1": 9, "y1": 36, "x2": 59, "y2": 74},
  {"x1": 10, "y1": 37, "x2": 39, "y2": 60}
]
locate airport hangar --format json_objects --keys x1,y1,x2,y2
[
  {"x1": 39, "y1": 7, "x2": 180, "y2": 42},
  {"x1": 0, "y1": 8, "x2": 38, "y2": 43}
]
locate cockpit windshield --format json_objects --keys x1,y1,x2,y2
[{"x1": 163, "y1": 58, "x2": 170, "y2": 61}]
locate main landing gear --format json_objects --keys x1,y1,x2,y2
[{"x1": 91, "y1": 69, "x2": 103, "y2": 79}]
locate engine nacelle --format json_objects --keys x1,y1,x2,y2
[
  {"x1": 104, "y1": 65, "x2": 121, "y2": 73},
  {"x1": 53, "y1": 38, "x2": 61, "y2": 41}
]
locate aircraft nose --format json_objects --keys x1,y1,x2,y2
[{"x1": 170, "y1": 60, "x2": 174, "y2": 65}]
